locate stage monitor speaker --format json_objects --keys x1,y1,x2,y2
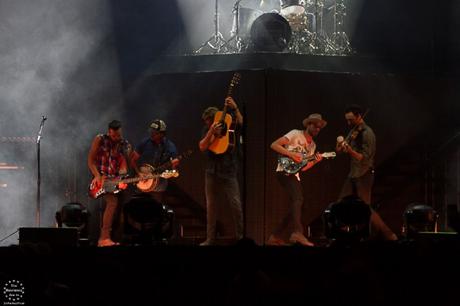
[{"x1": 19, "y1": 227, "x2": 79, "y2": 247}]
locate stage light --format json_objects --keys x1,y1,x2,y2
[
  {"x1": 323, "y1": 195, "x2": 371, "y2": 245},
  {"x1": 123, "y1": 194, "x2": 174, "y2": 245},
  {"x1": 402, "y1": 203, "x2": 438, "y2": 238},
  {"x1": 55, "y1": 202, "x2": 89, "y2": 240}
]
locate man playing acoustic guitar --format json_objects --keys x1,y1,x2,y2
[
  {"x1": 88, "y1": 120, "x2": 132, "y2": 247},
  {"x1": 199, "y1": 96, "x2": 244, "y2": 246},
  {"x1": 267, "y1": 113, "x2": 327, "y2": 246}
]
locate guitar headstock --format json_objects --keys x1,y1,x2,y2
[
  {"x1": 322, "y1": 152, "x2": 336, "y2": 159},
  {"x1": 227, "y1": 72, "x2": 241, "y2": 96},
  {"x1": 161, "y1": 170, "x2": 179, "y2": 179}
]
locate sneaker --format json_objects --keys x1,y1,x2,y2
[
  {"x1": 289, "y1": 232, "x2": 314, "y2": 247},
  {"x1": 97, "y1": 239, "x2": 120, "y2": 247},
  {"x1": 266, "y1": 234, "x2": 288, "y2": 246},
  {"x1": 199, "y1": 239, "x2": 216, "y2": 246}
]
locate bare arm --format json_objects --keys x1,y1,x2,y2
[
  {"x1": 301, "y1": 152, "x2": 323, "y2": 172},
  {"x1": 270, "y1": 136, "x2": 302, "y2": 163},
  {"x1": 199, "y1": 122, "x2": 221, "y2": 152},
  {"x1": 225, "y1": 96, "x2": 243, "y2": 126},
  {"x1": 119, "y1": 155, "x2": 128, "y2": 175},
  {"x1": 88, "y1": 135, "x2": 102, "y2": 179},
  {"x1": 336, "y1": 136, "x2": 363, "y2": 161},
  {"x1": 130, "y1": 150, "x2": 141, "y2": 174}
]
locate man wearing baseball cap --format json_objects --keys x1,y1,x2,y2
[{"x1": 130, "y1": 119, "x2": 180, "y2": 204}]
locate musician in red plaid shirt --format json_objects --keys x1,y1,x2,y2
[{"x1": 88, "y1": 120, "x2": 131, "y2": 247}]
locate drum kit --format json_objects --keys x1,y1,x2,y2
[{"x1": 194, "y1": 0, "x2": 352, "y2": 55}]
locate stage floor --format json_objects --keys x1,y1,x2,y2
[{"x1": 1, "y1": 236, "x2": 459, "y2": 306}]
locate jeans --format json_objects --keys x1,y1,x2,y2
[
  {"x1": 100, "y1": 193, "x2": 119, "y2": 241},
  {"x1": 205, "y1": 173, "x2": 243, "y2": 240},
  {"x1": 273, "y1": 172, "x2": 305, "y2": 235},
  {"x1": 339, "y1": 169, "x2": 374, "y2": 205},
  {"x1": 339, "y1": 169, "x2": 396, "y2": 240}
]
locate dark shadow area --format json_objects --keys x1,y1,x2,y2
[
  {"x1": 1, "y1": 240, "x2": 460, "y2": 306},
  {"x1": 109, "y1": 0, "x2": 189, "y2": 89},
  {"x1": 111, "y1": 69, "x2": 460, "y2": 244}
]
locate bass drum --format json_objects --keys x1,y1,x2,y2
[{"x1": 250, "y1": 13, "x2": 292, "y2": 52}]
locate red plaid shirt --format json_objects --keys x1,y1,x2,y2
[{"x1": 96, "y1": 134, "x2": 128, "y2": 177}]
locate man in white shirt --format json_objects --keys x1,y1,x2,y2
[{"x1": 267, "y1": 113, "x2": 326, "y2": 246}]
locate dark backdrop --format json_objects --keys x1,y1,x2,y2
[
  {"x1": 102, "y1": 0, "x2": 460, "y2": 243},
  {"x1": 121, "y1": 70, "x2": 456, "y2": 243}
]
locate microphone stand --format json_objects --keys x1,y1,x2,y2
[
  {"x1": 226, "y1": 0, "x2": 244, "y2": 53},
  {"x1": 36, "y1": 116, "x2": 47, "y2": 227},
  {"x1": 194, "y1": 0, "x2": 228, "y2": 54}
]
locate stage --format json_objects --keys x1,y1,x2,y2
[
  {"x1": 1, "y1": 1, "x2": 460, "y2": 304},
  {"x1": 1, "y1": 236, "x2": 459, "y2": 306}
]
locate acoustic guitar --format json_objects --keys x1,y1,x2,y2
[{"x1": 208, "y1": 72, "x2": 241, "y2": 154}]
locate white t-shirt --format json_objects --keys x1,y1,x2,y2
[{"x1": 276, "y1": 129, "x2": 316, "y2": 179}]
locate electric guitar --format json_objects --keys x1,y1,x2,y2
[
  {"x1": 88, "y1": 171, "x2": 179, "y2": 199},
  {"x1": 135, "y1": 149, "x2": 193, "y2": 192},
  {"x1": 208, "y1": 72, "x2": 241, "y2": 154},
  {"x1": 89, "y1": 149, "x2": 193, "y2": 198},
  {"x1": 278, "y1": 151, "x2": 336, "y2": 174}
]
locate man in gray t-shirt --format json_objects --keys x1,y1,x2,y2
[{"x1": 337, "y1": 105, "x2": 397, "y2": 241}]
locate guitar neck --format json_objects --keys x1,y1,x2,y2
[
  {"x1": 119, "y1": 174, "x2": 157, "y2": 184},
  {"x1": 304, "y1": 155, "x2": 316, "y2": 163},
  {"x1": 154, "y1": 161, "x2": 172, "y2": 174},
  {"x1": 218, "y1": 104, "x2": 229, "y2": 122},
  {"x1": 218, "y1": 72, "x2": 240, "y2": 123},
  {"x1": 149, "y1": 150, "x2": 192, "y2": 174}
]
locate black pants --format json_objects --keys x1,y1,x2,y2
[
  {"x1": 339, "y1": 169, "x2": 374, "y2": 205},
  {"x1": 339, "y1": 169, "x2": 396, "y2": 240}
]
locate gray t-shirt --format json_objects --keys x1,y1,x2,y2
[{"x1": 347, "y1": 123, "x2": 375, "y2": 178}]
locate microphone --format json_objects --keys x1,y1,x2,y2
[{"x1": 336, "y1": 136, "x2": 347, "y2": 150}]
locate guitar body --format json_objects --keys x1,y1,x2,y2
[
  {"x1": 208, "y1": 112, "x2": 234, "y2": 154},
  {"x1": 88, "y1": 152, "x2": 191, "y2": 199},
  {"x1": 278, "y1": 156, "x2": 309, "y2": 174},
  {"x1": 278, "y1": 152, "x2": 336, "y2": 174},
  {"x1": 89, "y1": 177, "x2": 125, "y2": 199},
  {"x1": 208, "y1": 72, "x2": 241, "y2": 155},
  {"x1": 136, "y1": 164, "x2": 159, "y2": 193}
]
